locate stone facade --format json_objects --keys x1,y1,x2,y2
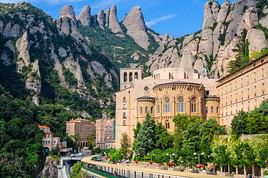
[
  {"x1": 38, "y1": 125, "x2": 63, "y2": 151},
  {"x1": 115, "y1": 67, "x2": 219, "y2": 148},
  {"x1": 217, "y1": 55, "x2": 268, "y2": 126},
  {"x1": 96, "y1": 118, "x2": 115, "y2": 149},
  {"x1": 66, "y1": 118, "x2": 95, "y2": 147}
]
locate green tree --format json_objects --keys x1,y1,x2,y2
[
  {"x1": 200, "y1": 119, "x2": 226, "y2": 161},
  {"x1": 70, "y1": 161, "x2": 82, "y2": 178},
  {"x1": 259, "y1": 99, "x2": 268, "y2": 115},
  {"x1": 155, "y1": 123, "x2": 173, "y2": 150},
  {"x1": 120, "y1": 133, "x2": 130, "y2": 159},
  {"x1": 133, "y1": 122, "x2": 142, "y2": 139},
  {"x1": 212, "y1": 144, "x2": 230, "y2": 173},
  {"x1": 108, "y1": 149, "x2": 122, "y2": 163},
  {"x1": 250, "y1": 135, "x2": 268, "y2": 177},
  {"x1": 231, "y1": 111, "x2": 248, "y2": 137},
  {"x1": 133, "y1": 114, "x2": 156, "y2": 157},
  {"x1": 173, "y1": 116, "x2": 225, "y2": 166},
  {"x1": 232, "y1": 141, "x2": 255, "y2": 176}
]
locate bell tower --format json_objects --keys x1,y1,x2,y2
[{"x1": 120, "y1": 68, "x2": 142, "y2": 90}]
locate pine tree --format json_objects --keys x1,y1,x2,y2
[
  {"x1": 120, "y1": 133, "x2": 130, "y2": 159},
  {"x1": 133, "y1": 114, "x2": 156, "y2": 156}
]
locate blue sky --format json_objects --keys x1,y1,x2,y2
[{"x1": 0, "y1": 0, "x2": 233, "y2": 37}]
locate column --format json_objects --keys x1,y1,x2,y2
[{"x1": 187, "y1": 97, "x2": 191, "y2": 116}]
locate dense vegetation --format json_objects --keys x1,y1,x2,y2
[
  {"x1": 79, "y1": 26, "x2": 159, "y2": 70},
  {"x1": 0, "y1": 91, "x2": 43, "y2": 178},
  {"x1": 231, "y1": 100, "x2": 268, "y2": 137}
]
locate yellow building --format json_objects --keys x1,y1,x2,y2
[
  {"x1": 217, "y1": 54, "x2": 268, "y2": 126},
  {"x1": 115, "y1": 54, "x2": 268, "y2": 149},
  {"x1": 115, "y1": 67, "x2": 219, "y2": 148}
]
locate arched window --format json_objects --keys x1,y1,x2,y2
[
  {"x1": 124, "y1": 72, "x2": 127, "y2": 82},
  {"x1": 211, "y1": 106, "x2": 214, "y2": 113},
  {"x1": 134, "y1": 72, "x2": 138, "y2": 79},
  {"x1": 129, "y1": 72, "x2": 133, "y2": 82},
  {"x1": 165, "y1": 120, "x2": 170, "y2": 129},
  {"x1": 151, "y1": 107, "x2": 153, "y2": 113},
  {"x1": 164, "y1": 97, "x2": 170, "y2": 113},
  {"x1": 216, "y1": 106, "x2": 219, "y2": 113},
  {"x1": 177, "y1": 96, "x2": 184, "y2": 112},
  {"x1": 157, "y1": 104, "x2": 160, "y2": 113},
  {"x1": 145, "y1": 106, "x2": 148, "y2": 113},
  {"x1": 123, "y1": 97, "x2": 126, "y2": 103},
  {"x1": 140, "y1": 107, "x2": 143, "y2": 114},
  {"x1": 190, "y1": 97, "x2": 197, "y2": 113}
]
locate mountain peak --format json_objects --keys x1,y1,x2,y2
[
  {"x1": 97, "y1": 10, "x2": 105, "y2": 28},
  {"x1": 123, "y1": 5, "x2": 149, "y2": 49},
  {"x1": 60, "y1": 5, "x2": 76, "y2": 22},
  {"x1": 107, "y1": 4, "x2": 122, "y2": 33},
  {"x1": 77, "y1": 5, "x2": 91, "y2": 26}
]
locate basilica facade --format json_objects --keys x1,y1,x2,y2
[
  {"x1": 115, "y1": 67, "x2": 219, "y2": 148},
  {"x1": 115, "y1": 54, "x2": 268, "y2": 149}
]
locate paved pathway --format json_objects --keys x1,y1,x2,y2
[{"x1": 81, "y1": 156, "x2": 227, "y2": 178}]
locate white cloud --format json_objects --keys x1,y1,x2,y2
[{"x1": 146, "y1": 13, "x2": 177, "y2": 27}]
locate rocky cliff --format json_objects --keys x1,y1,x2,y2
[
  {"x1": 0, "y1": 2, "x2": 118, "y2": 118},
  {"x1": 147, "y1": 0, "x2": 268, "y2": 78}
]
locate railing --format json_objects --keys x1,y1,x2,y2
[{"x1": 82, "y1": 165, "x2": 121, "y2": 178}]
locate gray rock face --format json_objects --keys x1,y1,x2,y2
[
  {"x1": 25, "y1": 60, "x2": 41, "y2": 105},
  {"x1": 90, "y1": 61, "x2": 106, "y2": 77},
  {"x1": 57, "y1": 17, "x2": 82, "y2": 39},
  {"x1": 77, "y1": 5, "x2": 91, "y2": 26},
  {"x1": 246, "y1": 29, "x2": 268, "y2": 55},
  {"x1": 16, "y1": 31, "x2": 31, "y2": 72},
  {"x1": 39, "y1": 157, "x2": 58, "y2": 178},
  {"x1": 60, "y1": 5, "x2": 76, "y2": 22},
  {"x1": 97, "y1": 10, "x2": 105, "y2": 28},
  {"x1": 0, "y1": 21, "x2": 4, "y2": 33},
  {"x1": 3, "y1": 22, "x2": 20, "y2": 38},
  {"x1": 123, "y1": 6, "x2": 149, "y2": 49},
  {"x1": 147, "y1": 0, "x2": 268, "y2": 78},
  {"x1": 58, "y1": 47, "x2": 67, "y2": 58},
  {"x1": 202, "y1": 0, "x2": 219, "y2": 30},
  {"x1": 63, "y1": 57, "x2": 86, "y2": 94},
  {"x1": 108, "y1": 5, "x2": 122, "y2": 33}
]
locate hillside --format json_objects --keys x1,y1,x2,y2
[{"x1": 0, "y1": 2, "x2": 160, "y2": 119}]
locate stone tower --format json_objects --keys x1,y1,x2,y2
[{"x1": 120, "y1": 68, "x2": 142, "y2": 90}]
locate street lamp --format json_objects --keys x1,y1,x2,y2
[
  {"x1": 166, "y1": 153, "x2": 176, "y2": 161},
  {"x1": 194, "y1": 152, "x2": 205, "y2": 164},
  {"x1": 147, "y1": 153, "x2": 155, "y2": 161}
]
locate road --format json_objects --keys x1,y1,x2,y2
[
  {"x1": 58, "y1": 165, "x2": 69, "y2": 178},
  {"x1": 81, "y1": 156, "x2": 227, "y2": 178}
]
